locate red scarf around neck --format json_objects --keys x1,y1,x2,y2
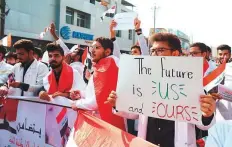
[
  {"x1": 48, "y1": 62, "x2": 74, "y2": 94},
  {"x1": 93, "y1": 57, "x2": 126, "y2": 131}
]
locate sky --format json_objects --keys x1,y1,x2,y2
[{"x1": 127, "y1": 0, "x2": 232, "y2": 48}]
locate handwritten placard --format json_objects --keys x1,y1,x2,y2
[
  {"x1": 116, "y1": 55, "x2": 204, "y2": 125},
  {"x1": 218, "y1": 84, "x2": 232, "y2": 102}
]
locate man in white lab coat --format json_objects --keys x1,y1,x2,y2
[
  {"x1": 0, "y1": 39, "x2": 49, "y2": 97},
  {"x1": 106, "y1": 33, "x2": 216, "y2": 147}
]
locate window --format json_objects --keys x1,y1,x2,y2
[
  {"x1": 77, "y1": 11, "x2": 91, "y2": 29},
  {"x1": 90, "y1": 0, "x2": 95, "y2": 4},
  {"x1": 128, "y1": 30, "x2": 132, "y2": 40},
  {"x1": 66, "y1": 7, "x2": 74, "y2": 25},
  {"x1": 116, "y1": 30, "x2": 121, "y2": 37}
]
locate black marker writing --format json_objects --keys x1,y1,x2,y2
[{"x1": 135, "y1": 58, "x2": 151, "y2": 75}]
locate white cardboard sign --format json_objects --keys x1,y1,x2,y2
[
  {"x1": 116, "y1": 55, "x2": 204, "y2": 125},
  {"x1": 113, "y1": 12, "x2": 137, "y2": 30}
]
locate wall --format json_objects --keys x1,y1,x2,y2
[
  {"x1": 4, "y1": 0, "x2": 57, "y2": 41},
  {"x1": 5, "y1": 0, "x2": 135, "y2": 51},
  {"x1": 59, "y1": 0, "x2": 135, "y2": 50}
]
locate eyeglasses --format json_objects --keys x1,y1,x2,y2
[
  {"x1": 189, "y1": 51, "x2": 202, "y2": 56},
  {"x1": 150, "y1": 47, "x2": 172, "y2": 55},
  {"x1": 90, "y1": 45, "x2": 103, "y2": 50}
]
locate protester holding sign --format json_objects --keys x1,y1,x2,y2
[
  {"x1": 106, "y1": 33, "x2": 216, "y2": 147},
  {"x1": 71, "y1": 37, "x2": 126, "y2": 131}
]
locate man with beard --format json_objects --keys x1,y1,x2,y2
[
  {"x1": 38, "y1": 42, "x2": 86, "y2": 147},
  {"x1": 217, "y1": 44, "x2": 231, "y2": 65},
  {"x1": 0, "y1": 39, "x2": 49, "y2": 97},
  {"x1": 39, "y1": 42, "x2": 86, "y2": 100},
  {"x1": 106, "y1": 33, "x2": 216, "y2": 147},
  {"x1": 71, "y1": 37, "x2": 126, "y2": 131}
]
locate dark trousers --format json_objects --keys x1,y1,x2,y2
[{"x1": 127, "y1": 119, "x2": 138, "y2": 136}]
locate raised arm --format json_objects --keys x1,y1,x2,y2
[
  {"x1": 134, "y1": 18, "x2": 149, "y2": 55},
  {"x1": 50, "y1": 23, "x2": 71, "y2": 56},
  {"x1": 110, "y1": 20, "x2": 121, "y2": 58}
]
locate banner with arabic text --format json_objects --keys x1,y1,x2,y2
[{"x1": 0, "y1": 96, "x2": 76, "y2": 147}]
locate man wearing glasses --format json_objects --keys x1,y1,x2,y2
[
  {"x1": 189, "y1": 42, "x2": 217, "y2": 77},
  {"x1": 106, "y1": 33, "x2": 216, "y2": 147}
]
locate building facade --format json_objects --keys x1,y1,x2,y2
[{"x1": 4, "y1": 0, "x2": 136, "y2": 52}]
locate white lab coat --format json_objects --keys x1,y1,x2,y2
[
  {"x1": 216, "y1": 63, "x2": 232, "y2": 121},
  {"x1": 8, "y1": 59, "x2": 49, "y2": 96},
  {"x1": 206, "y1": 121, "x2": 232, "y2": 147},
  {"x1": 0, "y1": 61, "x2": 13, "y2": 84}
]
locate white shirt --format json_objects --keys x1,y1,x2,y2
[
  {"x1": 70, "y1": 62, "x2": 84, "y2": 78},
  {"x1": 0, "y1": 61, "x2": 13, "y2": 84}
]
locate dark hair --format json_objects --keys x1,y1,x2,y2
[
  {"x1": 46, "y1": 42, "x2": 64, "y2": 56},
  {"x1": 206, "y1": 46, "x2": 212, "y2": 53},
  {"x1": 73, "y1": 49, "x2": 84, "y2": 62},
  {"x1": 6, "y1": 52, "x2": 17, "y2": 59},
  {"x1": 150, "y1": 33, "x2": 181, "y2": 52},
  {"x1": 190, "y1": 42, "x2": 207, "y2": 53},
  {"x1": 131, "y1": 45, "x2": 141, "y2": 53},
  {"x1": 34, "y1": 47, "x2": 42, "y2": 58},
  {"x1": 217, "y1": 44, "x2": 231, "y2": 53},
  {"x1": 0, "y1": 45, "x2": 6, "y2": 57},
  {"x1": 95, "y1": 37, "x2": 113, "y2": 55},
  {"x1": 13, "y1": 39, "x2": 34, "y2": 52}
]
